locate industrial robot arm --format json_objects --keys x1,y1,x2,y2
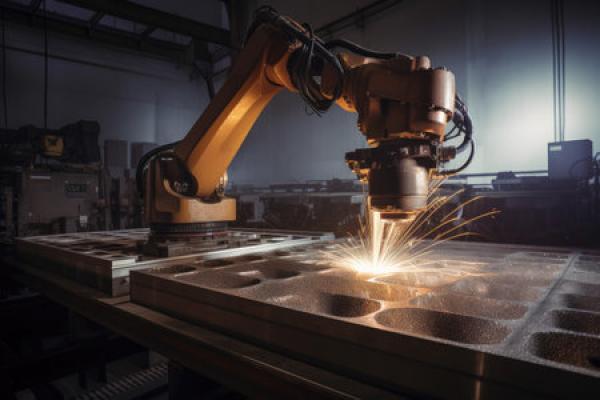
[{"x1": 141, "y1": 8, "x2": 470, "y2": 237}]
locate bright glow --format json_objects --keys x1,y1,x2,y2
[{"x1": 321, "y1": 180, "x2": 500, "y2": 276}]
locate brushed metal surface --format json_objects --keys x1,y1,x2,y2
[
  {"x1": 15, "y1": 228, "x2": 333, "y2": 296},
  {"x1": 130, "y1": 240, "x2": 600, "y2": 399}
]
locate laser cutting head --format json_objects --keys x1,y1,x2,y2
[
  {"x1": 346, "y1": 141, "x2": 439, "y2": 221},
  {"x1": 339, "y1": 54, "x2": 457, "y2": 220}
]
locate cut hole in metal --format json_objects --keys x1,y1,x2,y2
[
  {"x1": 234, "y1": 255, "x2": 265, "y2": 263},
  {"x1": 411, "y1": 293, "x2": 528, "y2": 320},
  {"x1": 529, "y1": 332, "x2": 600, "y2": 370},
  {"x1": 561, "y1": 294, "x2": 600, "y2": 312},
  {"x1": 547, "y1": 310, "x2": 600, "y2": 336},
  {"x1": 589, "y1": 356, "x2": 600, "y2": 369},
  {"x1": 267, "y1": 293, "x2": 381, "y2": 318},
  {"x1": 318, "y1": 293, "x2": 381, "y2": 317},
  {"x1": 203, "y1": 259, "x2": 235, "y2": 267},
  {"x1": 375, "y1": 308, "x2": 510, "y2": 345},
  {"x1": 186, "y1": 272, "x2": 261, "y2": 289}
]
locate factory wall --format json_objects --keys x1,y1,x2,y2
[
  {"x1": 563, "y1": 0, "x2": 600, "y2": 146},
  {"x1": 1, "y1": 0, "x2": 597, "y2": 184},
  {"x1": 0, "y1": 2, "x2": 220, "y2": 160},
  {"x1": 228, "y1": 0, "x2": 600, "y2": 185}
]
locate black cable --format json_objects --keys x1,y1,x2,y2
[
  {"x1": 325, "y1": 39, "x2": 402, "y2": 60},
  {"x1": 290, "y1": 22, "x2": 341, "y2": 114},
  {"x1": 1, "y1": 10, "x2": 7, "y2": 128},
  {"x1": 249, "y1": 7, "x2": 344, "y2": 115},
  {"x1": 439, "y1": 139, "x2": 475, "y2": 176},
  {"x1": 135, "y1": 141, "x2": 180, "y2": 195},
  {"x1": 43, "y1": 0, "x2": 48, "y2": 130},
  {"x1": 438, "y1": 93, "x2": 474, "y2": 175},
  {"x1": 453, "y1": 94, "x2": 472, "y2": 154}
]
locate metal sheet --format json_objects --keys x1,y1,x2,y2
[
  {"x1": 130, "y1": 240, "x2": 600, "y2": 399},
  {"x1": 15, "y1": 228, "x2": 333, "y2": 296}
]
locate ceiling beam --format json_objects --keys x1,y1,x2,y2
[
  {"x1": 139, "y1": 25, "x2": 156, "y2": 40},
  {"x1": 30, "y1": 0, "x2": 42, "y2": 14},
  {"x1": 88, "y1": 11, "x2": 104, "y2": 29},
  {"x1": 316, "y1": 0, "x2": 403, "y2": 38},
  {"x1": 58, "y1": 0, "x2": 232, "y2": 47},
  {"x1": 0, "y1": 2, "x2": 210, "y2": 64}
]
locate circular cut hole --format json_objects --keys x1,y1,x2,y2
[
  {"x1": 153, "y1": 264, "x2": 196, "y2": 274},
  {"x1": 529, "y1": 332, "x2": 600, "y2": 370},
  {"x1": 548, "y1": 310, "x2": 600, "y2": 336},
  {"x1": 203, "y1": 259, "x2": 235, "y2": 267},
  {"x1": 375, "y1": 308, "x2": 510, "y2": 344},
  {"x1": 234, "y1": 255, "x2": 265, "y2": 263},
  {"x1": 561, "y1": 294, "x2": 600, "y2": 312},
  {"x1": 411, "y1": 293, "x2": 528, "y2": 320},
  {"x1": 187, "y1": 272, "x2": 260, "y2": 289},
  {"x1": 314, "y1": 276, "x2": 421, "y2": 302},
  {"x1": 288, "y1": 247, "x2": 306, "y2": 253},
  {"x1": 318, "y1": 293, "x2": 381, "y2": 317},
  {"x1": 589, "y1": 356, "x2": 600, "y2": 369},
  {"x1": 267, "y1": 293, "x2": 381, "y2": 317}
]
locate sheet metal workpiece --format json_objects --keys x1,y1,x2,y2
[
  {"x1": 15, "y1": 228, "x2": 333, "y2": 296},
  {"x1": 130, "y1": 240, "x2": 600, "y2": 399}
]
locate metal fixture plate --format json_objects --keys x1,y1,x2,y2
[
  {"x1": 15, "y1": 228, "x2": 333, "y2": 296},
  {"x1": 130, "y1": 240, "x2": 600, "y2": 399}
]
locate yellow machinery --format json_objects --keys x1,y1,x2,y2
[{"x1": 137, "y1": 7, "x2": 473, "y2": 239}]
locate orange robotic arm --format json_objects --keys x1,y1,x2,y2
[{"x1": 142, "y1": 8, "x2": 465, "y2": 237}]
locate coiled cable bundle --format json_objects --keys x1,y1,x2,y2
[{"x1": 438, "y1": 94, "x2": 475, "y2": 175}]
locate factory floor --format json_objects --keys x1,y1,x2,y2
[{"x1": 14, "y1": 352, "x2": 169, "y2": 400}]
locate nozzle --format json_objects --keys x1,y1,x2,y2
[{"x1": 367, "y1": 157, "x2": 429, "y2": 221}]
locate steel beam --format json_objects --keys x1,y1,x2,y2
[
  {"x1": 140, "y1": 25, "x2": 156, "y2": 40},
  {"x1": 29, "y1": 0, "x2": 42, "y2": 13},
  {"x1": 88, "y1": 11, "x2": 104, "y2": 29},
  {"x1": 0, "y1": 2, "x2": 211, "y2": 64},
  {"x1": 316, "y1": 0, "x2": 403, "y2": 38},
  {"x1": 58, "y1": 0, "x2": 232, "y2": 47}
]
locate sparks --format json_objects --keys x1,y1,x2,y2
[{"x1": 321, "y1": 180, "x2": 500, "y2": 276}]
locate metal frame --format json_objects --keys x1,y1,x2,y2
[
  {"x1": 316, "y1": 0, "x2": 404, "y2": 38},
  {"x1": 59, "y1": 0, "x2": 231, "y2": 47},
  {"x1": 16, "y1": 228, "x2": 334, "y2": 296},
  {"x1": 0, "y1": 0, "x2": 230, "y2": 65},
  {"x1": 4, "y1": 258, "x2": 400, "y2": 399}
]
